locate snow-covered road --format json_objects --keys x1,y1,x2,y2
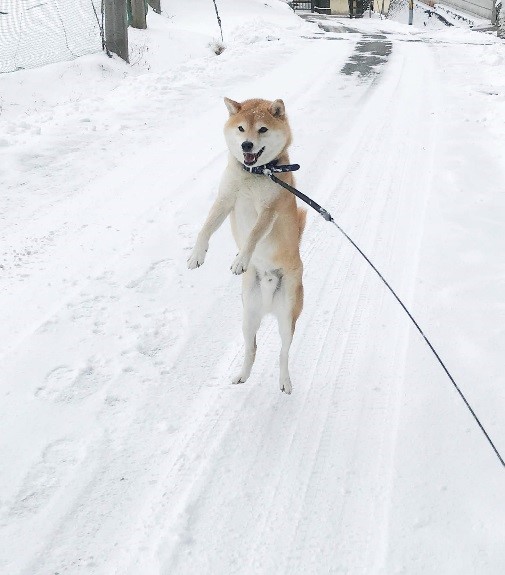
[{"x1": 1, "y1": 3, "x2": 505, "y2": 573}]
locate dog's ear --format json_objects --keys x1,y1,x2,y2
[
  {"x1": 269, "y1": 99, "x2": 285, "y2": 118},
  {"x1": 224, "y1": 97, "x2": 241, "y2": 115}
]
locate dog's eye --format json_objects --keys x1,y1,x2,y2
[
  {"x1": 258, "y1": 127, "x2": 268, "y2": 134},
  {"x1": 238, "y1": 126, "x2": 245, "y2": 132}
]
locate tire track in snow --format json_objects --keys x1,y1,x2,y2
[
  {"x1": 242, "y1": 85, "x2": 413, "y2": 575},
  {"x1": 285, "y1": 42, "x2": 438, "y2": 574},
  {"x1": 234, "y1": 50, "x2": 410, "y2": 571}
]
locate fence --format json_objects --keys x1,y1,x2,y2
[
  {"x1": 0, "y1": 0, "x2": 103, "y2": 73},
  {"x1": 290, "y1": 1, "x2": 313, "y2": 9},
  {"x1": 289, "y1": 1, "x2": 332, "y2": 12}
]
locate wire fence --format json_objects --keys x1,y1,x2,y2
[
  {"x1": 0, "y1": 0, "x2": 103, "y2": 74},
  {"x1": 386, "y1": 0, "x2": 404, "y2": 18}
]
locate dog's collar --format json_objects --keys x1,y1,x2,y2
[{"x1": 242, "y1": 159, "x2": 300, "y2": 176}]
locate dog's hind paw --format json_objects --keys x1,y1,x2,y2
[
  {"x1": 231, "y1": 372, "x2": 248, "y2": 385},
  {"x1": 280, "y1": 376, "x2": 292, "y2": 395}
]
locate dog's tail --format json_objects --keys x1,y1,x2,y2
[{"x1": 297, "y1": 207, "x2": 307, "y2": 241}]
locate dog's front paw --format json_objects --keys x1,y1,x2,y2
[
  {"x1": 187, "y1": 243, "x2": 208, "y2": 269},
  {"x1": 230, "y1": 252, "x2": 250, "y2": 275}
]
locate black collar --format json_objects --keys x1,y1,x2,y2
[{"x1": 242, "y1": 158, "x2": 300, "y2": 175}]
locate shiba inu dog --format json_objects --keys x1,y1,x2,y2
[{"x1": 187, "y1": 98, "x2": 306, "y2": 394}]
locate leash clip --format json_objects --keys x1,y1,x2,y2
[{"x1": 319, "y1": 208, "x2": 333, "y2": 222}]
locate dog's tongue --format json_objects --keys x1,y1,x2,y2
[{"x1": 244, "y1": 152, "x2": 256, "y2": 165}]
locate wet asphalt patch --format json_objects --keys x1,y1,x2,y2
[
  {"x1": 300, "y1": 15, "x2": 392, "y2": 79},
  {"x1": 341, "y1": 34, "x2": 392, "y2": 78}
]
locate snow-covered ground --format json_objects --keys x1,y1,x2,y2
[{"x1": 1, "y1": 1, "x2": 505, "y2": 573}]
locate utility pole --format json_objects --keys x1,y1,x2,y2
[
  {"x1": 104, "y1": 0, "x2": 129, "y2": 62},
  {"x1": 408, "y1": 0, "x2": 414, "y2": 24},
  {"x1": 130, "y1": 0, "x2": 147, "y2": 29},
  {"x1": 148, "y1": 0, "x2": 161, "y2": 13}
]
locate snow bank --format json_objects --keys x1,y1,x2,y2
[{"x1": 0, "y1": 0, "x2": 315, "y2": 122}]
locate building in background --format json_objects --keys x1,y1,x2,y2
[{"x1": 438, "y1": 0, "x2": 494, "y2": 20}]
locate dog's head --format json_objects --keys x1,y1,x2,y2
[{"x1": 223, "y1": 98, "x2": 292, "y2": 167}]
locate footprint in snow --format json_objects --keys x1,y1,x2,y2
[
  {"x1": 136, "y1": 308, "x2": 186, "y2": 361},
  {"x1": 35, "y1": 359, "x2": 111, "y2": 403},
  {"x1": 126, "y1": 259, "x2": 174, "y2": 294},
  {"x1": 8, "y1": 439, "x2": 82, "y2": 519}
]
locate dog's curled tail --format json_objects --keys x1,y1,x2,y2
[{"x1": 297, "y1": 207, "x2": 307, "y2": 241}]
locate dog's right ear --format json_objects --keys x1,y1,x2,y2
[
  {"x1": 224, "y1": 97, "x2": 241, "y2": 115},
  {"x1": 270, "y1": 99, "x2": 285, "y2": 118}
]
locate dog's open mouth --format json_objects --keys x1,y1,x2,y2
[{"x1": 243, "y1": 147, "x2": 265, "y2": 166}]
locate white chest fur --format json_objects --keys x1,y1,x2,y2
[{"x1": 223, "y1": 162, "x2": 280, "y2": 267}]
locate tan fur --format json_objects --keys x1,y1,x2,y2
[{"x1": 188, "y1": 98, "x2": 306, "y2": 393}]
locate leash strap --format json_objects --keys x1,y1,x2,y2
[
  {"x1": 261, "y1": 165, "x2": 505, "y2": 469},
  {"x1": 269, "y1": 173, "x2": 333, "y2": 222}
]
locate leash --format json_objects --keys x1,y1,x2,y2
[{"x1": 244, "y1": 160, "x2": 505, "y2": 469}]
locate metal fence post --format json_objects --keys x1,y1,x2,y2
[
  {"x1": 130, "y1": 0, "x2": 147, "y2": 29},
  {"x1": 104, "y1": 0, "x2": 129, "y2": 62},
  {"x1": 148, "y1": 0, "x2": 161, "y2": 14}
]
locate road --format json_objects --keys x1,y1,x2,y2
[{"x1": 1, "y1": 14, "x2": 504, "y2": 575}]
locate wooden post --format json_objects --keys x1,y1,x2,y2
[
  {"x1": 131, "y1": 0, "x2": 147, "y2": 29},
  {"x1": 148, "y1": 0, "x2": 161, "y2": 14},
  {"x1": 104, "y1": 0, "x2": 129, "y2": 62},
  {"x1": 496, "y1": 2, "x2": 505, "y2": 37}
]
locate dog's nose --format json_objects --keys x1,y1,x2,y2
[{"x1": 241, "y1": 141, "x2": 254, "y2": 152}]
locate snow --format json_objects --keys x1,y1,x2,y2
[{"x1": 1, "y1": 1, "x2": 505, "y2": 574}]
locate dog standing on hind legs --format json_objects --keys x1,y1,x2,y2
[{"x1": 187, "y1": 97, "x2": 306, "y2": 394}]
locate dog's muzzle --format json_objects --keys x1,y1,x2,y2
[{"x1": 243, "y1": 147, "x2": 265, "y2": 166}]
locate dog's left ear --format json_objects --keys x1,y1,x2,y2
[
  {"x1": 270, "y1": 99, "x2": 285, "y2": 118},
  {"x1": 224, "y1": 97, "x2": 241, "y2": 115}
]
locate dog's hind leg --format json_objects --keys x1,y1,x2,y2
[
  {"x1": 273, "y1": 272, "x2": 303, "y2": 395},
  {"x1": 232, "y1": 267, "x2": 263, "y2": 385}
]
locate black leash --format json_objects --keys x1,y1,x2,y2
[{"x1": 244, "y1": 160, "x2": 505, "y2": 469}]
